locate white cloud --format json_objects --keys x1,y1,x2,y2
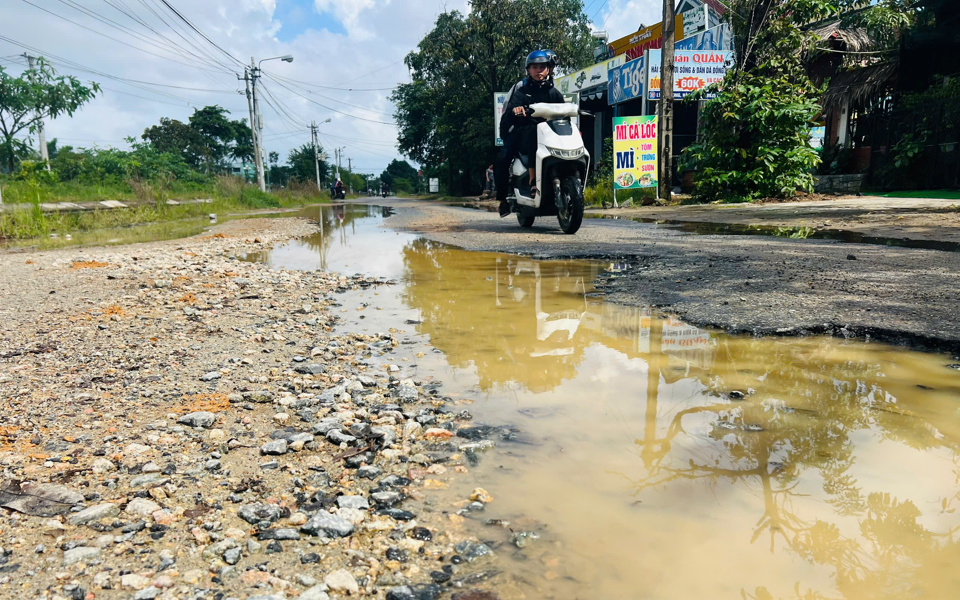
[
  {"x1": 595, "y1": 0, "x2": 663, "y2": 44},
  {"x1": 0, "y1": 0, "x2": 469, "y2": 175}
]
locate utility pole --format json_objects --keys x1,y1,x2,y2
[
  {"x1": 311, "y1": 122, "x2": 322, "y2": 192},
  {"x1": 250, "y1": 58, "x2": 266, "y2": 192},
  {"x1": 239, "y1": 64, "x2": 265, "y2": 190},
  {"x1": 347, "y1": 157, "x2": 352, "y2": 193},
  {"x1": 658, "y1": 0, "x2": 677, "y2": 203},
  {"x1": 23, "y1": 54, "x2": 51, "y2": 171}
]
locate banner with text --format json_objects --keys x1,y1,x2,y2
[
  {"x1": 613, "y1": 116, "x2": 658, "y2": 190},
  {"x1": 608, "y1": 15, "x2": 684, "y2": 62},
  {"x1": 647, "y1": 50, "x2": 732, "y2": 100},
  {"x1": 608, "y1": 56, "x2": 645, "y2": 105},
  {"x1": 494, "y1": 91, "x2": 509, "y2": 146}
]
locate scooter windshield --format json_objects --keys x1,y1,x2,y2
[{"x1": 548, "y1": 119, "x2": 573, "y2": 136}]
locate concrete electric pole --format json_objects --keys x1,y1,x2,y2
[
  {"x1": 347, "y1": 157, "x2": 353, "y2": 193},
  {"x1": 23, "y1": 54, "x2": 51, "y2": 171},
  {"x1": 239, "y1": 55, "x2": 293, "y2": 192},
  {"x1": 311, "y1": 122, "x2": 321, "y2": 191},
  {"x1": 658, "y1": 0, "x2": 677, "y2": 203}
]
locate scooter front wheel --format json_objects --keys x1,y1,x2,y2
[
  {"x1": 517, "y1": 210, "x2": 535, "y2": 228},
  {"x1": 557, "y1": 174, "x2": 584, "y2": 234}
]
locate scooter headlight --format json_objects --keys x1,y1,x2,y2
[{"x1": 549, "y1": 147, "x2": 585, "y2": 159}]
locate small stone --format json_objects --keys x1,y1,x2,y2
[
  {"x1": 260, "y1": 440, "x2": 288, "y2": 455},
  {"x1": 337, "y1": 495, "x2": 370, "y2": 510},
  {"x1": 134, "y1": 587, "x2": 161, "y2": 600},
  {"x1": 300, "y1": 586, "x2": 330, "y2": 600},
  {"x1": 357, "y1": 465, "x2": 382, "y2": 479},
  {"x1": 62, "y1": 547, "x2": 101, "y2": 566},
  {"x1": 120, "y1": 573, "x2": 151, "y2": 589},
  {"x1": 454, "y1": 540, "x2": 493, "y2": 562},
  {"x1": 301, "y1": 510, "x2": 354, "y2": 538},
  {"x1": 199, "y1": 371, "x2": 221, "y2": 382},
  {"x1": 223, "y1": 547, "x2": 242, "y2": 565},
  {"x1": 295, "y1": 363, "x2": 326, "y2": 375},
  {"x1": 125, "y1": 498, "x2": 161, "y2": 517},
  {"x1": 324, "y1": 569, "x2": 359, "y2": 595},
  {"x1": 177, "y1": 411, "x2": 217, "y2": 428},
  {"x1": 273, "y1": 413, "x2": 290, "y2": 425},
  {"x1": 371, "y1": 491, "x2": 402, "y2": 507},
  {"x1": 300, "y1": 552, "x2": 321, "y2": 564},
  {"x1": 69, "y1": 503, "x2": 120, "y2": 526},
  {"x1": 326, "y1": 429, "x2": 357, "y2": 445},
  {"x1": 238, "y1": 504, "x2": 283, "y2": 524},
  {"x1": 469, "y1": 488, "x2": 494, "y2": 503},
  {"x1": 424, "y1": 428, "x2": 454, "y2": 441},
  {"x1": 257, "y1": 528, "x2": 301, "y2": 541},
  {"x1": 91, "y1": 458, "x2": 116, "y2": 474}
]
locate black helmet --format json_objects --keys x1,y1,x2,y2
[{"x1": 525, "y1": 50, "x2": 558, "y2": 69}]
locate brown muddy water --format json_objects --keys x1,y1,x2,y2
[{"x1": 250, "y1": 204, "x2": 960, "y2": 600}]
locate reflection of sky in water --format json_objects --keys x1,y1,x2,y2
[{"x1": 250, "y1": 204, "x2": 960, "y2": 600}]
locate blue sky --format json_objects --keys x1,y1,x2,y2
[{"x1": 274, "y1": 0, "x2": 347, "y2": 41}]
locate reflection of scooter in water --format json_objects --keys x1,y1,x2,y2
[
  {"x1": 333, "y1": 204, "x2": 345, "y2": 225},
  {"x1": 510, "y1": 260, "x2": 587, "y2": 357}
]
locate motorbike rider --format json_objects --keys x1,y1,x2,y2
[
  {"x1": 334, "y1": 178, "x2": 344, "y2": 198},
  {"x1": 496, "y1": 49, "x2": 564, "y2": 217}
]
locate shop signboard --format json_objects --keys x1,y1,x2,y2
[
  {"x1": 556, "y1": 55, "x2": 625, "y2": 97},
  {"x1": 608, "y1": 56, "x2": 645, "y2": 105},
  {"x1": 809, "y1": 126, "x2": 826, "y2": 149},
  {"x1": 608, "y1": 15, "x2": 684, "y2": 62},
  {"x1": 494, "y1": 91, "x2": 509, "y2": 146},
  {"x1": 647, "y1": 49, "x2": 732, "y2": 100},
  {"x1": 680, "y1": 5, "x2": 707, "y2": 38},
  {"x1": 613, "y1": 116, "x2": 658, "y2": 190},
  {"x1": 675, "y1": 23, "x2": 732, "y2": 51},
  {"x1": 429, "y1": 178, "x2": 439, "y2": 193}
]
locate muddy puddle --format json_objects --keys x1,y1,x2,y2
[{"x1": 251, "y1": 204, "x2": 960, "y2": 599}]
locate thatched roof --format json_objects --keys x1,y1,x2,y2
[
  {"x1": 822, "y1": 61, "x2": 899, "y2": 110},
  {"x1": 809, "y1": 21, "x2": 875, "y2": 53}
]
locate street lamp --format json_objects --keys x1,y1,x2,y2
[{"x1": 258, "y1": 55, "x2": 294, "y2": 69}]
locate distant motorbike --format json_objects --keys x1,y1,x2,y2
[
  {"x1": 505, "y1": 102, "x2": 590, "y2": 234},
  {"x1": 332, "y1": 186, "x2": 345, "y2": 200}
]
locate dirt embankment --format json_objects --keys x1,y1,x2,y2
[{"x1": 0, "y1": 218, "x2": 503, "y2": 600}]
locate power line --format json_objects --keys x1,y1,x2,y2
[
  {"x1": 263, "y1": 73, "x2": 397, "y2": 126},
  {"x1": 18, "y1": 0, "x2": 232, "y2": 77},
  {"x1": 156, "y1": 0, "x2": 244, "y2": 68}
]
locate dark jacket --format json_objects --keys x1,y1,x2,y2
[{"x1": 499, "y1": 77, "x2": 564, "y2": 141}]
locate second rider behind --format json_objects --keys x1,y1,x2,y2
[{"x1": 496, "y1": 50, "x2": 564, "y2": 217}]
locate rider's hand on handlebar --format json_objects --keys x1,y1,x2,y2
[{"x1": 512, "y1": 106, "x2": 528, "y2": 117}]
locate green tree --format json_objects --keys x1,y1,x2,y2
[
  {"x1": 187, "y1": 105, "x2": 235, "y2": 169},
  {"x1": 142, "y1": 117, "x2": 207, "y2": 168},
  {"x1": 0, "y1": 59, "x2": 99, "y2": 172},
  {"x1": 380, "y1": 159, "x2": 419, "y2": 189},
  {"x1": 681, "y1": 0, "x2": 846, "y2": 201},
  {"x1": 287, "y1": 143, "x2": 327, "y2": 184},
  {"x1": 392, "y1": 0, "x2": 594, "y2": 194}
]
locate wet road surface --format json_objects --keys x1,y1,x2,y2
[{"x1": 248, "y1": 204, "x2": 960, "y2": 599}]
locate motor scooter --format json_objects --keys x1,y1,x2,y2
[{"x1": 506, "y1": 102, "x2": 590, "y2": 234}]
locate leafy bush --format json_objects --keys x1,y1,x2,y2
[{"x1": 681, "y1": 69, "x2": 822, "y2": 202}]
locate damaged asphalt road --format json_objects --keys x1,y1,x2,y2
[{"x1": 379, "y1": 198, "x2": 960, "y2": 354}]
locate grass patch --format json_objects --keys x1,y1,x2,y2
[
  {"x1": 877, "y1": 189, "x2": 960, "y2": 200},
  {"x1": 585, "y1": 179, "x2": 658, "y2": 207},
  {"x1": 0, "y1": 175, "x2": 326, "y2": 244}
]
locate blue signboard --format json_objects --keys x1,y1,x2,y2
[{"x1": 608, "y1": 56, "x2": 645, "y2": 106}]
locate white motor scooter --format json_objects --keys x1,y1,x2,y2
[{"x1": 506, "y1": 102, "x2": 590, "y2": 234}]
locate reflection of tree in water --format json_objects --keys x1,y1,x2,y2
[
  {"x1": 400, "y1": 239, "x2": 602, "y2": 393},
  {"x1": 636, "y1": 332, "x2": 960, "y2": 599}
]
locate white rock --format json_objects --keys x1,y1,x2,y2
[
  {"x1": 300, "y1": 585, "x2": 331, "y2": 600},
  {"x1": 92, "y1": 458, "x2": 117, "y2": 474},
  {"x1": 324, "y1": 569, "x2": 359, "y2": 594},
  {"x1": 125, "y1": 498, "x2": 161, "y2": 517},
  {"x1": 120, "y1": 573, "x2": 151, "y2": 589}
]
